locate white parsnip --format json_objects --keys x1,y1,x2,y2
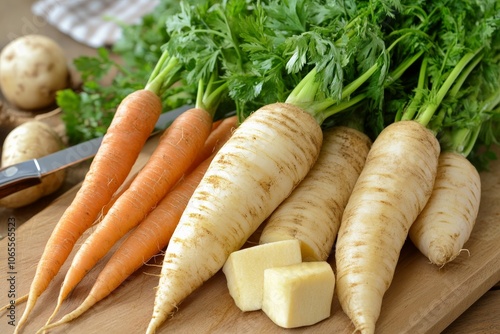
[
  {"x1": 409, "y1": 151, "x2": 481, "y2": 266},
  {"x1": 335, "y1": 120, "x2": 440, "y2": 334},
  {"x1": 146, "y1": 103, "x2": 323, "y2": 334},
  {"x1": 259, "y1": 126, "x2": 372, "y2": 261}
]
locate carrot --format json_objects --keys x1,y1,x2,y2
[
  {"x1": 45, "y1": 106, "x2": 214, "y2": 325},
  {"x1": 42, "y1": 44, "x2": 231, "y2": 326},
  {"x1": 38, "y1": 116, "x2": 238, "y2": 332},
  {"x1": 409, "y1": 152, "x2": 481, "y2": 266},
  {"x1": 259, "y1": 126, "x2": 372, "y2": 261},
  {"x1": 14, "y1": 88, "x2": 164, "y2": 333},
  {"x1": 0, "y1": 174, "x2": 131, "y2": 318},
  {"x1": 146, "y1": 102, "x2": 323, "y2": 333},
  {"x1": 94, "y1": 114, "x2": 230, "y2": 225},
  {"x1": 95, "y1": 167, "x2": 141, "y2": 224},
  {"x1": 210, "y1": 118, "x2": 223, "y2": 132},
  {"x1": 13, "y1": 48, "x2": 185, "y2": 332},
  {"x1": 188, "y1": 115, "x2": 238, "y2": 173}
]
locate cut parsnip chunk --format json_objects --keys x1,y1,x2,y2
[
  {"x1": 262, "y1": 261, "x2": 335, "y2": 328},
  {"x1": 222, "y1": 239, "x2": 302, "y2": 311}
]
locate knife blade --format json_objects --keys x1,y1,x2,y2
[{"x1": 0, "y1": 104, "x2": 193, "y2": 199}]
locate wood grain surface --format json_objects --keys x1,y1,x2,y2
[
  {"x1": 0, "y1": 134, "x2": 499, "y2": 334},
  {"x1": 0, "y1": 2, "x2": 499, "y2": 333}
]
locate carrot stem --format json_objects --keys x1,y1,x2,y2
[
  {"x1": 385, "y1": 48, "x2": 425, "y2": 87},
  {"x1": 400, "y1": 56, "x2": 429, "y2": 122},
  {"x1": 322, "y1": 93, "x2": 368, "y2": 119},
  {"x1": 195, "y1": 73, "x2": 229, "y2": 115},
  {"x1": 415, "y1": 50, "x2": 483, "y2": 127},
  {"x1": 285, "y1": 31, "x2": 419, "y2": 125},
  {"x1": 148, "y1": 50, "x2": 171, "y2": 85},
  {"x1": 145, "y1": 52, "x2": 182, "y2": 96}
]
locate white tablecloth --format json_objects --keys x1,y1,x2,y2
[{"x1": 32, "y1": 0, "x2": 159, "y2": 48}]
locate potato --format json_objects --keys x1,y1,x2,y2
[
  {"x1": 0, "y1": 34, "x2": 69, "y2": 110},
  {"x1": 222, "y1": 240, "x2": 302, "y2": 311},
  {"x1": 0, "y1": 121, "x2": 66, "y2": 208},
  {"x1": 262, "y1": 262, "x2": 335, "y2": 328}
]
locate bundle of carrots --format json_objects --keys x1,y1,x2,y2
[
  {"x1": 11, "y1": 5, "x2": 236, "y2": 331},
  {"x1": 5, "y1": 0, "x2": 500, "y2": 334}
]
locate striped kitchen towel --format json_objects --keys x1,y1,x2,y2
[{"x1": 32, "y1": 0, "x2": 160, "y2": 48}]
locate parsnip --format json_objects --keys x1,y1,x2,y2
[
  {"x1": 146, "y1": 2, "x2": 399, "y2": 332},
  {"x1": 259, "y1": 126, "x2": 372, "y2": 261},
  {"x1": 146, "y1": 103, "x2": 323, "y2": 333},
  {"x1": 334, "y1": 14, "x2": 490, "y2": 329},
  {"x1": 335, "y1": 120, "x2": 440, "y2": 334},
  {"x1": 409, "y1": 152, "x2": 481, "y2": 266}
]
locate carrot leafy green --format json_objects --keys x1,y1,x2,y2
[
  {"x1": 58, "y1": 0, "x2": 500, "y2": 169},
  {"x1": 56, "y1": 0, "x2": 197, "y2": 144}
]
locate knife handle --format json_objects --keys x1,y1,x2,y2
[{"x1": 0, "y1": 160, "x2": 42, "y2": 199}]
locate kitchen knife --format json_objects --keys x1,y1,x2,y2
[{"x1": 0, "y1": 104, "x2": 192, "y2": 199}]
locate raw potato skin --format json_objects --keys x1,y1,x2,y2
[
  {"x1": 335, "y1": 120, "x2": 440, "y2": 334},
  {"x1": 0, "y1": 121, "x2": 66, "y2": 208},
  {"x1": 409, "y1": 152, "x2": 481, "y2": 266},
  {"x1": 259, "y1": 126, "x2": 372, "y2": 261},
  {"x1": 0, "y1": 34, "x2": 69, "y2": 110}
]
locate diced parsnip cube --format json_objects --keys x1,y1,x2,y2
[
  {"x1": 262, "y1": 261, "x2": 335, "y2": 328},
  {"x1": 222, "y1": 239, "x2": 302, "y2": 311}
]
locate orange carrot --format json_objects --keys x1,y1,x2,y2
[
  {"x1": 39, "y1": 116, "x2": 238, "y2": 332},
  {"x1": 210, "y1": 118, "x2": 223, "y2": 131},
  {"x1": 189, "y1": 115, "x2": 238, "y2": 171},
  {"x1": 97, "y1": 115, "x2": 236, "y2": 224},
  {"x1": 45, "y1": 107, "x2": 214, "y2": 324},
  {"x1": 95, "y1": 168, "x2": 141, "y2": 224},
  {"x1": 14, "y1": 89, "x2": 163, "y2": 332}
]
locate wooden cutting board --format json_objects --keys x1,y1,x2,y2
[{"x1": 1, "y1": 135, "x2": 499, "y2": 334}]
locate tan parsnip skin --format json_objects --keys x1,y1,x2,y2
[
  {"x1": 146, "y1": 103, "x2": 323, "y2": 334},
  {"x1": 259, "y1": 126, "x2": 372, "y2": 261},
  {"x1": 409, "y1": 152, "x2": 481, "y2": 266},
  {"x1": 335, "y1": 120, "x2": 440, "y2": 334}
]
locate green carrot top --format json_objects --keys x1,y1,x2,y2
[
  {"x1": 395, "y1": 0, "x2": 500, "y2": 131},
  {"x1": 223, "y1": 0, "x2": 425, "y2": 128}
]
